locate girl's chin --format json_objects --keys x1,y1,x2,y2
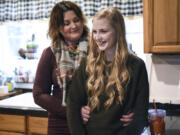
[{"x1": 98, "y1": 46, "x2": 106, "y2": 51}]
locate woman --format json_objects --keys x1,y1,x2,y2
[
  {"x1": 33, "y1": 1, "x2": 89, "y2": 135},
  {"x1": 67, "y1": 7, "x2": 149, "y2": 135}
]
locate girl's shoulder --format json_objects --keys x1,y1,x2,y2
[{"x1": 127, "y1": 54, "x2": 145, "y2": 66}]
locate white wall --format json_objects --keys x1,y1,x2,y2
[
  {"x1": 146, "y1": 54, "x2": 180, "y2": 104},
  {"x1": 1, "y1": 17, "x2": 180, "y2": 105}
]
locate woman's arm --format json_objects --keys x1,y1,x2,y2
[
  {"x1": 81, "y1": 106, "x2": 90, "y2": 123},
  {"x1": 33, "y1": 47, "x2": 66, "y2": 116}
]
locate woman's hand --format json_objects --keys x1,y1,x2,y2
[
  {"x1": 81, "y1": 106, "x2": 134, "y2": 127},
  {"x1": 81, "y1": 106, "x2": 90, "y2": 123},
  {"x1": 120, "y1": 112, "x2": 134, "y2": 127}
]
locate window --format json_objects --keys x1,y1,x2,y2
[
  {"x1": 0, "y1": 16, "x2": 145, "y2": 81},
  {"x1": 0, "y1": 20, "x2": 50, "y2": 78}
]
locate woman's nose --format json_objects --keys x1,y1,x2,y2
[{"x1": 71, "y1": 22, "x2": 77, "y2": 28}]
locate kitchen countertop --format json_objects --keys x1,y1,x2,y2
[
  {"x1": 0, "y1": 92, "x2": 47, "y2": 117},
  {"x1": 165, "y1": 116, "x2": 180, "y2": 135},
  {"x1": 14, "y1": 82, "x2": 33, "y2": 89},
  {"x1": 0, "y1": 93, "x2": 180, "y2": 135}
]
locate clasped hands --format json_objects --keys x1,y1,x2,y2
[{"x1": 81, "y1": 106, "x2": 134, "y2": 127}]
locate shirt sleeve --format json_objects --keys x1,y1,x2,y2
[
  {"x1": 33, "y1": 47, "x2": 66, "y2": 117},
  {"x1": 67, "y1": 60, "x2": 88, "y2": 135}
]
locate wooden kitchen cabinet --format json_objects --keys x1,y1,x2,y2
[
  {"x1": 143, "y1": 0, "x2": 180, "y2": 53},
  {"x1": 28, "y1": 116, "x2": 48, "y2": 135},
  {"x1": 0, "y1": 93, "x2": 48, "y2": 135},
  {"x1": 0, "y1": 114, "x2": 26, "y2": 135},
  {"x1": 0, "y1": 114, "x2": 48, "y2": 135}
]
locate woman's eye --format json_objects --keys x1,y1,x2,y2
[
  {"x1": 64, "y1": 22, "x2": 70, "y2": 26},
  {"x1": 74, "y1": 18, "x2": 80, "y2": 23}
]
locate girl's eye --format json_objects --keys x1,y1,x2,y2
[
  {"x1": 92, "y1": 30, "x2": 97, "y2": 34},
  {"x1": 101, "y1": 30, "x2": 107, "y2": 33}
]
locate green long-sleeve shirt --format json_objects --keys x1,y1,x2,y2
[{"x1": 67, "y1": 54, "x2": 149, "y2": 135}]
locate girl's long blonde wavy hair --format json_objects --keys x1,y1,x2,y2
[{"x1": 86, "y1": 7, "x2": 131, "y2": 111}]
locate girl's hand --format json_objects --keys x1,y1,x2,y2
[
  {"x1": 81, "y1": 106, "x2": 90, "y2": 123},
  {"x1": 120, "y1": 112, "x2": 134, "y2": 127}
]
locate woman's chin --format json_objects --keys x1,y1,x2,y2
[{"x1": 69, "y1": 35, "x2": 82, "y2": 42}]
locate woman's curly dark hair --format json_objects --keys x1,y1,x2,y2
[{"x1": 48, "y1": 1, "x2": 89, "y2": 45}]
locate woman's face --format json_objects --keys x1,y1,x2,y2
[
  {"x1": 60, "y1": 10, "x2": 83, "y2": 42},
  {"x1": 92, "y1": 18, "x2": 117, "y2": 53}
]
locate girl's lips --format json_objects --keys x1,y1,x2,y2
[{"x1": 97, "y1": 41, "x2": 106, "y2": 46}]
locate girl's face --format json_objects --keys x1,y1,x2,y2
[
  {"x1": 60, "y1": 10, "x2": 83, "y2": 42},
  {"x1": 92, "y1": 18, "x2": 117, "y2": 53}
]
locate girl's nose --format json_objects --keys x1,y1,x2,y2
[{"x1": 95, "y1": 32, "x2": 102, "y2": 41}]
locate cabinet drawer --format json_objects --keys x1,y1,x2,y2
[
  {"x1": 28, "y1": 116, "x2": 48, "y2": 135},
  {"x1": 0, "y1": 131, "x2": 25, "y2": 135},
  {"x1": 0, "y1": 114, "x2": 25, "y2": 133}
]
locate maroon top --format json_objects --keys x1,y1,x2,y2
[{"x1": 33, "y1": 47, "x2": 70, "y2": 135}]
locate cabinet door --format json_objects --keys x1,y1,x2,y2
[
  {"x1": 0, "y1": 114, "x2": 25, "y2": 133},
  {"x1": 28, "y1": 116, "x2": 48, "y2": 135},
  {"x1": 143, "y1": 0, "x2": 180, "y2": 53}
]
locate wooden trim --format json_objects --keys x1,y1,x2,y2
[
  {"x1": 151, "y1": 45, "x2": 180, "y2": 53},
  {"x1": 143, "y1": 0, "x2": 154, "y2": 53},
  {"x1": 178, "y1": 0, "x2": 180, "y2": 42}
]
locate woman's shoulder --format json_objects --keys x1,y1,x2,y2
[
  {"x1": 41, "y1": 46, "x2": 54, "y2": 57},
  {"x1": 42, "y1": 46, "x2": 53, "y2": 54},
  {"x1": 39, "y1": 46, "x2": 55, "y2": 62}
]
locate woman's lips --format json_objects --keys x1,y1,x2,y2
[{"x1": 71, "y1": 29, "x2": 79, "y2": 33}]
